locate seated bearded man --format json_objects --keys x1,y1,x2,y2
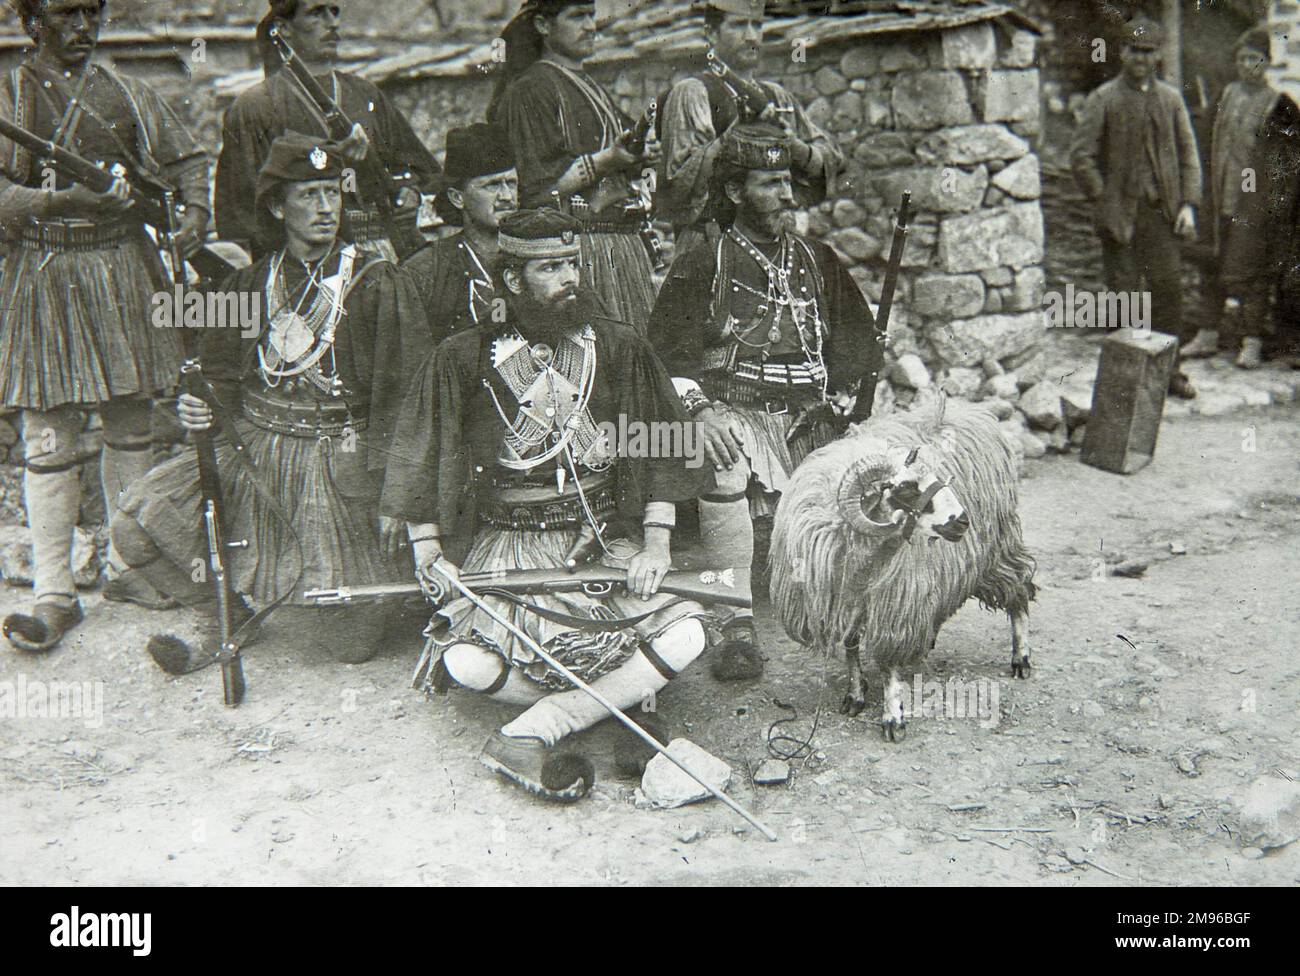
[{"x1": 382, "y1": 209, "x2": 713, "y2": 801}]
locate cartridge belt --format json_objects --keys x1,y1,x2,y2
[{"x1": 242, "y1": 387, "x2": 369, "y2": 439}]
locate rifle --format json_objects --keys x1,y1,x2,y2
[
  {"x1": 265, "y1": 25, "x2": 412, "y2": 243},
  {"x1": 706, "y1": 50, "x2": 789, "y2": 124},
  {"x1": 305, "y1": 564, "x2": 753, "y2": 610},
  {"x1": 619, "y1": 100, "x2": 666, "y2": 271},
  {"x1": 849, "y1": 190, "x2": 911, "y2": 424},
  {"x1": 0, "y1": 115, "x2": 235, "y2": 283}
]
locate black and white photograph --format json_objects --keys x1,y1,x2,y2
[{"x1": 0, "y1": 0, "x2": 1295, "y2": 911}]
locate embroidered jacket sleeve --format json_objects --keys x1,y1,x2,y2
[{"x1": 813, "y1": 240, "x2": 882, "y2": 405}]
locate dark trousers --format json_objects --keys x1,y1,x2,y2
[
  {"x1": 1211, "y1": 216, "x2": 1273, "y2": 344},
  {"x1": 1099, "y1": 200, "x2": 1190, "y2": 344}
]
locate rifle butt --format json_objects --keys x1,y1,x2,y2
[{"x1": 222, "y1": 656, "x2": 246, "y2": 707}]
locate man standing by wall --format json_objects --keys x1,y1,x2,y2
[
  {"x1": 215, "y1": 0, "x2": 441, "y2": 261},
  {"x1": 1187, "y1": 25, "x2": 1300, "y2": 369},
  {"x1": 1071, "y1": 17, "x2": 1201, "y2": 399},
  {"x1": 489, "y1": 0, "x2": 660, "y2": 333},
  {"x1": 657, "y1": 0, "x2": 841, "y2": 261}
]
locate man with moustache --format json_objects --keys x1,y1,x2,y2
[
  {"x1": 381, "y1": 209, "x2": 713, "y2": 801},
  {"x1": 402, "y1": 123, "x2": 517, "y2": 336},
  {"x1": 658, "y1": 0, "x2": 840, "y2": 260},
  {"x1": 1071, "y1": 17, "x2": 1201, "y2": 398},
  {"x1": 215, "y1": 0, "x2": 441, "y2": 261},
  {"x1": 110, "y1": 134, "x2": 433, "y2": 670},
  {"x1": 648, "y1": 124, "x2": 883, "y2": 681},
  {"x1": 489, "y1": 0, "x2": 660, "y2": 333},
  {"x1": 0, "y1": 0, "x2": 210, "y2": 652}
]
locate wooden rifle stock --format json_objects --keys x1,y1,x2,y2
[
  {"x1": 706, "y1": 50, "x2": 774, "y2": 121},
  {"x1": 850, "y1": 190, "x2": 911, "y2": 424},
  {"x1": 305, "y1": 565, "x2": 752, "y2": 609},
  {"x1": 0, "y1": 115, "x2": 234, "y2": 283}
]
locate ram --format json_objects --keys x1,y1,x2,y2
[{"x1": 769, "y1": 398, "x2": 1036, "y2": 740}]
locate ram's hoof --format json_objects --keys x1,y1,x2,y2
[
  {"x1": 1011, "y1": 658, "x2": 1031, "y2": 680},
  {"x1": 841, "y1": 693, "x2": 868, "y2": 717},
  {"x1": 882, "y1": 718, "x2": 907, "y2": 743}
]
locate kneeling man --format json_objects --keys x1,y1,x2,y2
[{"x1": 111, "y1": 134, "x2": 433, "y2": 669}]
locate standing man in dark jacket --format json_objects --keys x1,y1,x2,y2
[{"x1": 1071, "y1": 17, "x2": 1201, "y2": 398}]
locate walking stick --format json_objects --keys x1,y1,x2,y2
[{"x1": 424, "y1": 561, "x2": 779, "y2": 842}]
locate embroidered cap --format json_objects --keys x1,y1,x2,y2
[
  {"x1": 718, "y1": 121, "x2": 791, "y2": 172},
  {"x1": 255, "y1": 132, "x2": 345, "y2": 211},
  {"x1": 499, "y1": 209, "x2": 583, "y2": 259},
  {"x1": 1123, "y1": 17, "x2": 1163, "y2": 51}
]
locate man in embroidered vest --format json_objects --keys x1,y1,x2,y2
[
  {"x1": 488, "y1": 0, "x2": 660, "y2": 333},
  {"x1": 109, "y1": 134, "x2": 434, "y2": 671},
  {"x1": 1187, "y1": 25, "x2": 1300, "y2": 370},
  {"x1": 214, "y1": 0, "x2": 441, "y2": 262},
  {"x1": 0, "y1": 0, "x2": 210, "y2": 652},
  {"x1": 657, "y1": 0, "x2": 841, "y2": 261},
  {"x1": 402, "y1": 123, "x2": 518, "y2": 337},
  {"x1": 647, "y1": 123, "x2": 884, "y2": 681},
  {"x1": 381, "y1": 209, "x2": 713, "y2": 802},
  {"x1": 1070, "y1": 17, "x2": 1201, "y2": 399}
]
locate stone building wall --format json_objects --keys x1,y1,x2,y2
[{"x1": 389, "y1": 18, "x2": 1048, "y2": 418}]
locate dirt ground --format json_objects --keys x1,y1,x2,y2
[{"x1": 1, "y1": 403, "x2": 1297, "y2": 887}]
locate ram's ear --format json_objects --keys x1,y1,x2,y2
[{"x1": 904, "y1": 446, "x2": 920, "y2": 466}]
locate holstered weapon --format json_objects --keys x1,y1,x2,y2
[
  {"x1": 849, "y1": 190, "x2": 911, "y2": 424},
  {"x1": 305, "y1": 564, "x2": 752, "y2": 610},
  {"x1": 0, "y1": 115, "x2": 234, "y2": 283}
]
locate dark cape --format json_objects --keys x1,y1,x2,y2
[
  {"x1": 213, "y1": 69, "x2": 441, "y2": 248},
  {"x1": 647, "y1": 231, "x2": 885, "y2": 407},
  {"x1": 380, "y1": 298, "x2": 714, "y2": 543},
  {"x1": 400, "y1": 232, "x2": 504, "y2": 337}
]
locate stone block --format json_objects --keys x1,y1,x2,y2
[
  {"x1": 937, "y1": 203, "x2": 1043, "y2": 272},
  {"x1": 941, "y1": 23, "x2": 996, "y2": 69},
  {"x1": 992, "y1": 154, "x2": 1041, "y2": 199},
  {"x1": 976, "y1": 70, "x2": 1040, "y2": 124},
  {"x1": 892, "y1": 72, "x2": 973, "y2": 129},
  {"x1": 916, "y1": 124, "x2": 1030, "y2": 165},
  {"x1": 912, "y1": 273, "x2": 985, "y2": 318},
  {"x1": 927, "y1": 311, "x2": 1044, "y2": 367}
]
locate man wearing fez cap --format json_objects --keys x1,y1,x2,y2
[
  {"x1": 488, "y1": 1, "x2": 660, "y2": 333},
  {"x1": 0, "y1": 0, "x2": 212, "y2": 651},
  {"x1": 1071, "y1": 15, "x2": 1202, "y2": 398},
  {"x1": 110, "y1": 133, "x2": 436, "y2": 673},
  {"x1": 403, "y1": 124, "x2": 518, "y2": 337},
  {"x1": 658, "y1": 0, "x2": 840, "y2": 259},
  {"x1": 648, "y1": 123, "x2": 882, "y2": 681},
  {"x1": 382, "y1": 208, "x2": 714, "y2": 801},
  {"x1": 215, "y1": 0, "x2": 441, "y2": 262},
  {"x1": 1196, "y1": 25, "x2": 1300, "y2": 369}
]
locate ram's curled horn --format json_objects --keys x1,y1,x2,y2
[{"x1": 835, "y1": 454, "x2": 901, "y2": 535}]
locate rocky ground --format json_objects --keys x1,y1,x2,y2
[{"x1": 1, "y1": 370, "x2": 1297, "y2": 886}]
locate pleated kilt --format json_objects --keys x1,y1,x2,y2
[
  {"x1": 420, "y1": 528, "x2": 704, "y2": 692},
  {"x1": 726, "y1": 406, "x2": 837, "y2": 519},
  {"x1": 0, "y1": 224, "x2": 182, "y2": 410},
  {"x1": 116, "y1": 418, "x2": 405, "y2": 607},
  {"x1": 578, "y1": 230, "x2": 654, "y2": 335}
]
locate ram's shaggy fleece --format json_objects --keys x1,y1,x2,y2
[{"x1": 770, "y1": 399, "x2": 1035, "y2": 669}]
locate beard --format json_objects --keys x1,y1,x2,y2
[
  {"x1": 743, "y1": 205, "x2": 797, "y2": 240},
  {"x1": 506, "y1": 287, "x2": 590, "y2": 345}
]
